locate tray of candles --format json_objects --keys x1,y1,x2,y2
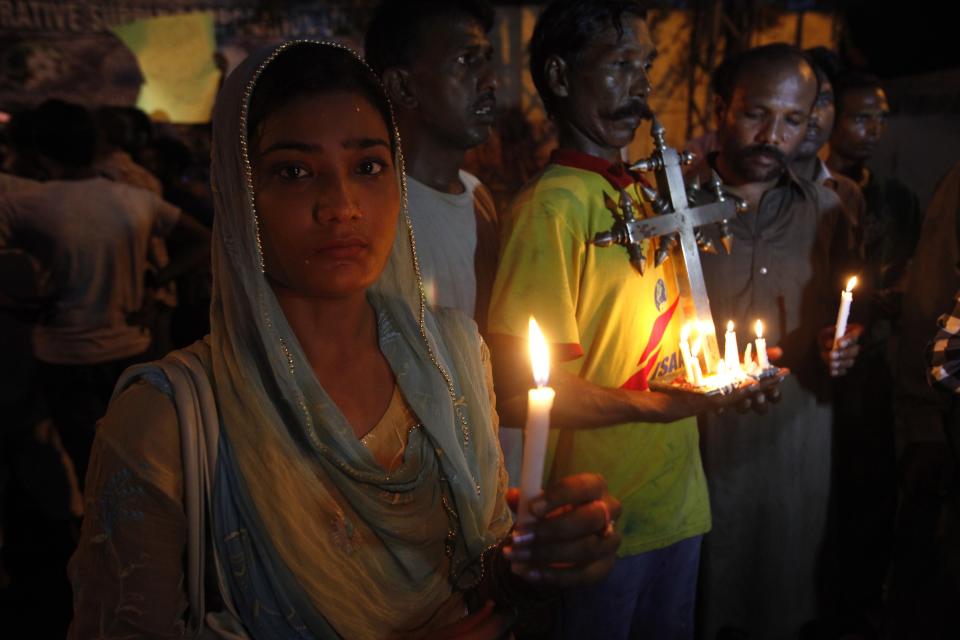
[
  {"x1": 649, "y1": 363, "x2": 789, "y2": 397},
  {"x1": 649, "y1": 320, "x2": 789, "y2": 397}
]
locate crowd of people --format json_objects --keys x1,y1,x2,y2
[{"x1": 0, "y1": 1, "x2": 957, "y2": 639}]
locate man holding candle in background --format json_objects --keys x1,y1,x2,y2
[
  {"x1": 685, "y1": 45, "x2": 861, "y2": 639},
  {"x1": 821, "y1": 71, "x2": 926, "y2": 634},
  {"x1": 788, "y1": 49, "x2": 898, "y2": 631},
  {"x1": 488, "y1": 2, "x2": 727, "y2": 637}
]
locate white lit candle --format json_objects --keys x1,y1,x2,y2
[
  {"x1": 724, "y1": 320, "x2": 741, "y2": 373},
  {"x1": 755, "y1": 320, "x2": 770, "y2": 370},
  {"x1": 679, "y1": 323, "x2": 696, "y2": 384},
  {"x1": 690, "y1": 335, "x2": 705, "y2": 386},
  {"x1": 518, "y1": 317, "x2": 556, "y2": 526},
  {"x1": 833, "y1": 276, "x2": 858, "y2": 348},
  {"x1": 743, "y1": 343, "x2": 754, "y2": 374}
]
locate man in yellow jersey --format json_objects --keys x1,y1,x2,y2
[{"x1": 487, "y1": 1, "x2": 722, "y2": 637}]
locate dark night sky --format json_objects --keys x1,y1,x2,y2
[{"x1": 842, "y1": 0, "x2": 960, "y2": 78}]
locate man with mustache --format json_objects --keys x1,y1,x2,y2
[
  {"x1": 488, "y1": 1, "x2": 722, "y2": 637},
  {"x1": 687, "y1": 44, "x2": 857, "y2": 639},
  {"x1": 364, "y1": 0, "x2": 500, "y2": 337}
]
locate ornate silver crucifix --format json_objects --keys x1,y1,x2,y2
[{"x1": 593, "y1": 118, "x2": 747, "y2": 366}]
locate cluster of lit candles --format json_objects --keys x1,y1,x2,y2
[
  {"x1": 677, "y1": 275, "x2": 859, "y2": 391},
  {"x1": 515, "y1": 276, "x2": 858, "y2": 526},
  {"x1": 677, "y1": 318, "x2": 773, "y2": 391}
]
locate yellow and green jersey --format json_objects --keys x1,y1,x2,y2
[{"x1": 488, "y1": 149, "x2": 711, "y2": 555}]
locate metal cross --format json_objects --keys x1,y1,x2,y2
[{"x1": 593, "y1": 118, "x2": 746, "y2": 365}]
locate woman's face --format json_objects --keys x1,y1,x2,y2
[{"x1": 252, "y1": 90, "x2": 400, "y2": 299}]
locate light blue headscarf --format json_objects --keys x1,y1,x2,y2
[{"x1": 201, "y1": 40, "x2": 511, "y2": 638}]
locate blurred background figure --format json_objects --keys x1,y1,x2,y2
[{"x1": 0, "y1": 99, "x2": 209, "y2": 636}]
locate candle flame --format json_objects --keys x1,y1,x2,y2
[
  {"x1": 680, "y1": 322, "x2": 691, "y2": 342},
  {"x1": 845, "y1": 276, "x2": 858, "y2": 292},
  {"x1": 755, "y1": 319, "x2": 764, "y2": 338},
  {"x1": 529, "y1": 317, "x2": 550, "y2": 387},
  {"x1": 727, "y1": 320, "x2": 734, "y2": 332}
]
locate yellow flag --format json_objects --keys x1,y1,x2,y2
[{"x1": 112, "y1": 12, "x2": 221, "y2": 124}]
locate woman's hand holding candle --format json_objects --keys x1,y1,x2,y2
[
  {"x1": 507, "y1": 319, "x2": 623, "y2": 588},
  {"x1": 504, "y1": 473, "x2": 622, "y2": 587}
]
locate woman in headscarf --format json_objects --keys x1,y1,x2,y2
[{"x1": 68, "y1": 41, "x2": 620, "y2": 639}]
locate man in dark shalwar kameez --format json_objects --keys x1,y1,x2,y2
[{"x1": 687, "y1": 45, "x2": 859, "y2": 640}]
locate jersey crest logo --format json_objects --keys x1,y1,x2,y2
[{"x1": 654, "y1": 278, "x2": 667, "y2": 311}]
